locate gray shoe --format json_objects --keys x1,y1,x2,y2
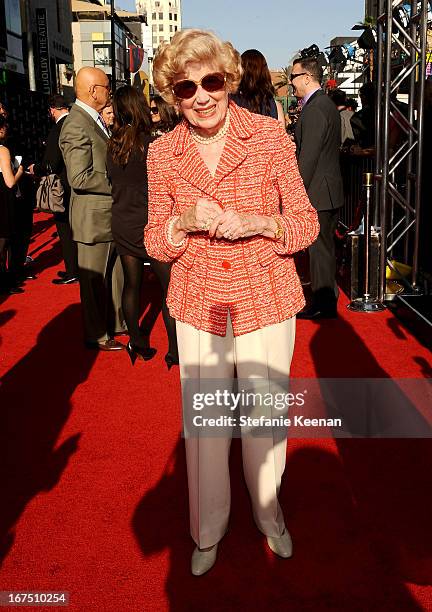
[
  {"x1": 191, "y1": 544, "x2": 218, "y2": 576},
  {"x1": 266, "y1": 528, "x2": 293, "y2": 558}
]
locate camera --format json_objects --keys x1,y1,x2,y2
[{"x1": 300, "y1": 44, "x2": 320, "y2": 59}]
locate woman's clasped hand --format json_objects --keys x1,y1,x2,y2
[
  {"x1": 177, "y1": 197, "x2": 222, "y2": 233},
  {"x1": 178, "y1": 197, "x2": 269, "y2": 241},
  {"x1": 208, "y1": 209, "x2": 265, "y2": 240}
]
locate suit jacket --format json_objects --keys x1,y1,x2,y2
[
  {"x1": 294, "y1": 89, "x2": 344, "y2": 211},
  {"x1": 34, "y1": 115, "x2": 71, "y2": 209},
  {"x1": 144, "y1": 101, "x2": 319, "y2": 336},
  {"x1": 59, "y1": 103, "x2": 112, "y2": 244}
]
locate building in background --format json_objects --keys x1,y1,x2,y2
[
  {"x1": 0, "y1": 0, "x2": 73, "y2": 161},
  {"x1": 0, "y1": 0, "x2": 25, "y2": 90},
  {"x1": 30, "y1": 1, "x2": 74, "y2": 98},
  {"x1": 135, "y1": 0, "x2": 182, "y2": 86},
  {"x1": 72, "y1": 0, "x2": 144, "y2": 91},
  {"x1": 119, "y1": 9, "x2": 150, "y2": 99},
  {"x1": 0, "y1": 0, "x2": 73, "y2": 95}
]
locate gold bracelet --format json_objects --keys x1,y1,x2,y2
[{"x1": 273, "y1": 218, "x2": 284, "y2": 241}]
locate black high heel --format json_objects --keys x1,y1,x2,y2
[
  {"x1": 164, "y1": 352, "x2": 179, "y2": 370},
  {"x1": 126, "y1": 341, "x2": 157, "y2": 365}
]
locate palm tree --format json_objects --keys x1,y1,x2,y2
[
  {"x1": 357, "y1": 15, "x2": 377, "y2": 27},
  {"x1": 274, "y1": 66, "x2": 291, "y2": 93}
]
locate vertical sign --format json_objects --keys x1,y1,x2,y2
[{"x1": 36, "y1": 8, "x2": 51, "y2": 94}]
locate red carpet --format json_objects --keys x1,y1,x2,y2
[{"x1": 0, "y1": 213, "x2": 431, "y2": 611}]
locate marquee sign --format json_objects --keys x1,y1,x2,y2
[{"x1": 36, "y1": 8, "x2": 51, "y2": 94}]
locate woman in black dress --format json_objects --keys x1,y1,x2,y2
[
  {"x1": 0, "y1": 115, "x2": 24, "y2": 293},
  {"x1": 106, "y1": 86, "x2": 178, "y2": 368}
]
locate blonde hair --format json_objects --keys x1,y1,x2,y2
[{"x1": 153, "y1": 29, "x2": 242, "y2": 105}]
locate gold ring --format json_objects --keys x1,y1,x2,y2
[{"x1": 204, "y1": 218, "x2": 212, "y2": 230}]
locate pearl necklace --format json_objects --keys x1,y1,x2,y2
[{"x1": 189, "y1": 109, "x2": 230, "y2": 145}]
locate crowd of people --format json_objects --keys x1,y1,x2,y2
[
  {"x1": 1, "y1": 28, "x2": 428, "y2": 578},
  {"x1": 0, "y1": 47, "x2": 380, "y2": 304},
  {"x1": 0, "y1": 29, "x2": 368, "y2": 575}
]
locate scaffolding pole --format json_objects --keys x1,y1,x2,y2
[{"x1": 374, "y1": 0, "x2": 428, "y2": 301}]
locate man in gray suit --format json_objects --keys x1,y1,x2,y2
[
  {"x1": 60, "y1": 67, "x2": 125, "y2": 350},
  {"x1": 292, "y1": 57, "x2": 344, "y2": 319}
]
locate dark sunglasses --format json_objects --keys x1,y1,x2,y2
[
  {"x1": 290, "y1": 72, "x2": 308, "y2": 82},
  {"x1": 150, "y1": 106, "x2": 159, "y2": 114},
  {"x1": 172, "y1": 72, "x2": 226, "y2": 100}
]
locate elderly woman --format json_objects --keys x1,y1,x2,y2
[{"x1": 144, "y1": 29, "x2": 319, "y2": 576}]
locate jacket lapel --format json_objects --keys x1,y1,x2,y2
[
  {"x1": 71, "y1": 104, "x2": 108, "y2": 141},
  {"x1": 214, "y1": 102, "x2": 252, "y2": 184},
  {"x1": 95, "y1": 124, "x2": 109, "y2": 141},
  {"x1": 213, "y1": 135, "x2": 247, "y2": 185},
  {"x1": 295, "y1": 90, "x2": 322, "y2": 152},
  {"x1": 171, "y1": 101, "x2": 255, "y2": 198},
  {"x1": 172, "y1": 123, "x2": 219, "y2": 199}
]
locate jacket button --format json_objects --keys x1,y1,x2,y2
[{"x1": 222, "y1": 260, "x2": 231, "y2": 270}]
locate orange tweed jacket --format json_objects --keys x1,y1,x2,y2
[{"x1": 144, "y1": 101, "x2": 319, "y2": 336}]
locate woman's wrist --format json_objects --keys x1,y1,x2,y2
[
  {"x1": 257, "y1": 216, "x2": 280, "y2": 238},
  {"x1": 176, "y1": 214, "x2": 188, "y2": 235},
  {"x1": 167, "y1": 216, "x2": 187, "y2": 247},
  {"x1": 244, "y1": 215, "x2": 268, "y2": 236},
  {"x1": 174, "y1": 216, "x2": 188, "y2": 243},
  {"x1": 237, "y1": 215, "x2": 277, "y2": 238}
]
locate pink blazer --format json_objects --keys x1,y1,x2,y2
[{"x1": 144, "y1": 101, "x2": 319, "y2": 336}]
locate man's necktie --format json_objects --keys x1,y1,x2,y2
[{"x1": 98, "y1": 114, "x2": 109, "y2": 136}]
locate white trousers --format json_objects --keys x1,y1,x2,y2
[{"x1": 176, "y1": 316, "x2": 296, "y2": 548}]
